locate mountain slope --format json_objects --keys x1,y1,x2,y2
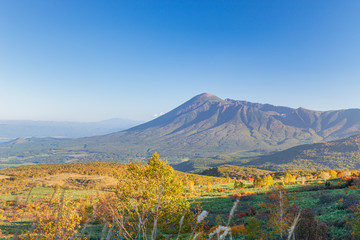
[
  {"x1": 175, "y1": 134, "x2": 360, "y2": 172},
  {"x1": 1, "y1": 93, "x2": 360, "y2": 164},
  {"x1": 242, "y1": 133, "x2": 360, "y2": 171}
]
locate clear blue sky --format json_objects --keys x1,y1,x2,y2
[{"x1": 1, "y1": 1, "x2": 360, "y2": 122}]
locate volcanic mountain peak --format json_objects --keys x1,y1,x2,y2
[
  {"x1": 192, "y1": 93, "x2": 223, "y2": 101},
  {"x1": 2, "y1": 93, "x2": 360, "y2": 164},
  {"x1": 181, "y1": 93, "x2": 225, "y2": 107}
]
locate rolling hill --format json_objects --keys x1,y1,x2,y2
[
  {"x1": 1, "y1": 93, "x2": 360, "y2": 166},
  {"x1": 242, "y1": 133, "x2": 360, "y2": 171},
  {"x1": 174, "y1": 134, "x2": 360, "y2": 172}
]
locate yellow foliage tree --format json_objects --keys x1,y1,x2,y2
[
  {"x1": 284, "y1": 173, "x2": 295, "y2": 185},
  {"x1": 24, "y1": 195, "x2": 82, "y2": 240},
  {"x1": 206, "y1": 182, "x2": 213, "y2": 192},
  {"x1": 108, "y1": 153, "x2": 190, "y2": 239},
  {"x1": 264, "y1": 175, "x2": 275, "y2": 186},
  {"x1": 188, "y1": 180, "x2": 195, "y2": 193},
  {"x1": 329, "y1": 170, "x2": 337, "y2": 179}
]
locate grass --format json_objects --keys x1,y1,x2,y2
[
  {"x1": 186, "y1": 179, "x2": 358, "y2": 239},
  {"x1": 0, "y1": 172, "x2": 358, "y2": 239},
  {"x1": 0, "y1": 186, "x2": 107, "y2": 202},
  {"x1": 31, "y1": 173, "x2": 118, "y2": 188}
]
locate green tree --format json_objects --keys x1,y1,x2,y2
[
  {"x1": 234, "y1": 180, "x2": 245, "y2": 189},
  {"x1": 215, "y1": 215, "x2": 223, "y2": 226}
]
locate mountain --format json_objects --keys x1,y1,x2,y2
[
  {"x1": 0, "y1": 119, "x2": 142, "y2": 141},
  {"x1": 1, "y1": 93, "x2": 360, "y2": 166}
]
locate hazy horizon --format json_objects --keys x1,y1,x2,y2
[
  {"x1": 1, "y1": 1, "x2": 360, "y2": 122},
  {"x1": 1, "y1": 93, "x2": 360, "y2": 123}
]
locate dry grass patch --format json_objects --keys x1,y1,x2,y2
[
  {"x1": 32, "y1": 173, "x2": 118, "y2": 189},
  {"x1": 0, "y1": 174, "x2": 10, "y2": 180}
]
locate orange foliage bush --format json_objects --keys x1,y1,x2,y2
[
  {"x1": 230, "y1": 193, "x2": 242, "y2": 199},
  {"x1": 231, "y1": 224, "x2": 246, "y2": 235},
  {"x1": 243, "y1": 191, "x2": 255, "y2": 195},
  {"x1": 341, "y1": 176, "x2": 352, "y2": 181}
]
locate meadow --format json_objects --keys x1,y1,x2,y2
[{"x1": 0, "y1": 159, "x2": 359, "y2": 239}]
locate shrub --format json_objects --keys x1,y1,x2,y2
[
  {"x1": 231, "y1": 224, "x2": 246, "y2": 235},
  {"x1": 294, "y1": 207, "x2": 329, "y2": 240},
  {"x1": 247, "y1": 206, "x2": 257, "y2": 216},
  {"x1": 246, "y1": 217, "x2": 262, "y2": 239}
]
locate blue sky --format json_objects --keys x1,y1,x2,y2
[{"x1": 1, "y1": 1, "x2": 360, "y2": 122}]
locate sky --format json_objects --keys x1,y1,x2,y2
[{"x1": 1, "y1": 1, "x2": 360, "y2": 122}]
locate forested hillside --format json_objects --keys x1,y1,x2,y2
[{"x1": 174, "y1": 134, "x2": 360, "y2": 172}]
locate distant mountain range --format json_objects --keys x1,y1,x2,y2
[
  {"x1": 1, "y1": 93, "x2": 360, "y2": 167},
  {"x1": 0, "y1": 118, "x2": 142, "y2": 141}
]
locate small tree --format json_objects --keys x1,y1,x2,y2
[
  {"x1": 267, "y1": 186, "x2": 290, "y2": 239},
  {"x1": 264, "y1": 175, "x2": 275, "y2": 186},
  {"x1": 254, "y1": 176, "x2": 264, "y2": 188},
  {"x1": 206, "y1": 182, "x2": 213, "y2": 192},
  {"x1": 320, "y1": 171, "x2": 330, "y2": 182},
  {"x1": 25, "y1": 193, "x2": 82, "y2": 240},
  {"x1": 284, "y1": 173, "x2": 295, "y2": 185},
  {"x1": 234, "y1": 180, "x2": 245, "y2": 189},
  {"x1": 188, "y1": 181, "x2": 195, "y2": 193},
  {"x1": 109, "y1": 153, "x2": 190, "y2": 239},
  {"x1": 329, "y1": 170, "x2": 337, "y2": 179},
  {"x1": 294, "y1": 207, "x2": 329, "y2": 239},
  {"x1": 215, "y1": 215, "x2": 223, "y2": 226}
]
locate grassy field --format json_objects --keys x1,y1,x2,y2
[
  {"x1": 0, "y1": 179, "x2": 357, "y2": 239},
  {"x1": 0, "y1": 163, "x2": 359, "y2": 239}
]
